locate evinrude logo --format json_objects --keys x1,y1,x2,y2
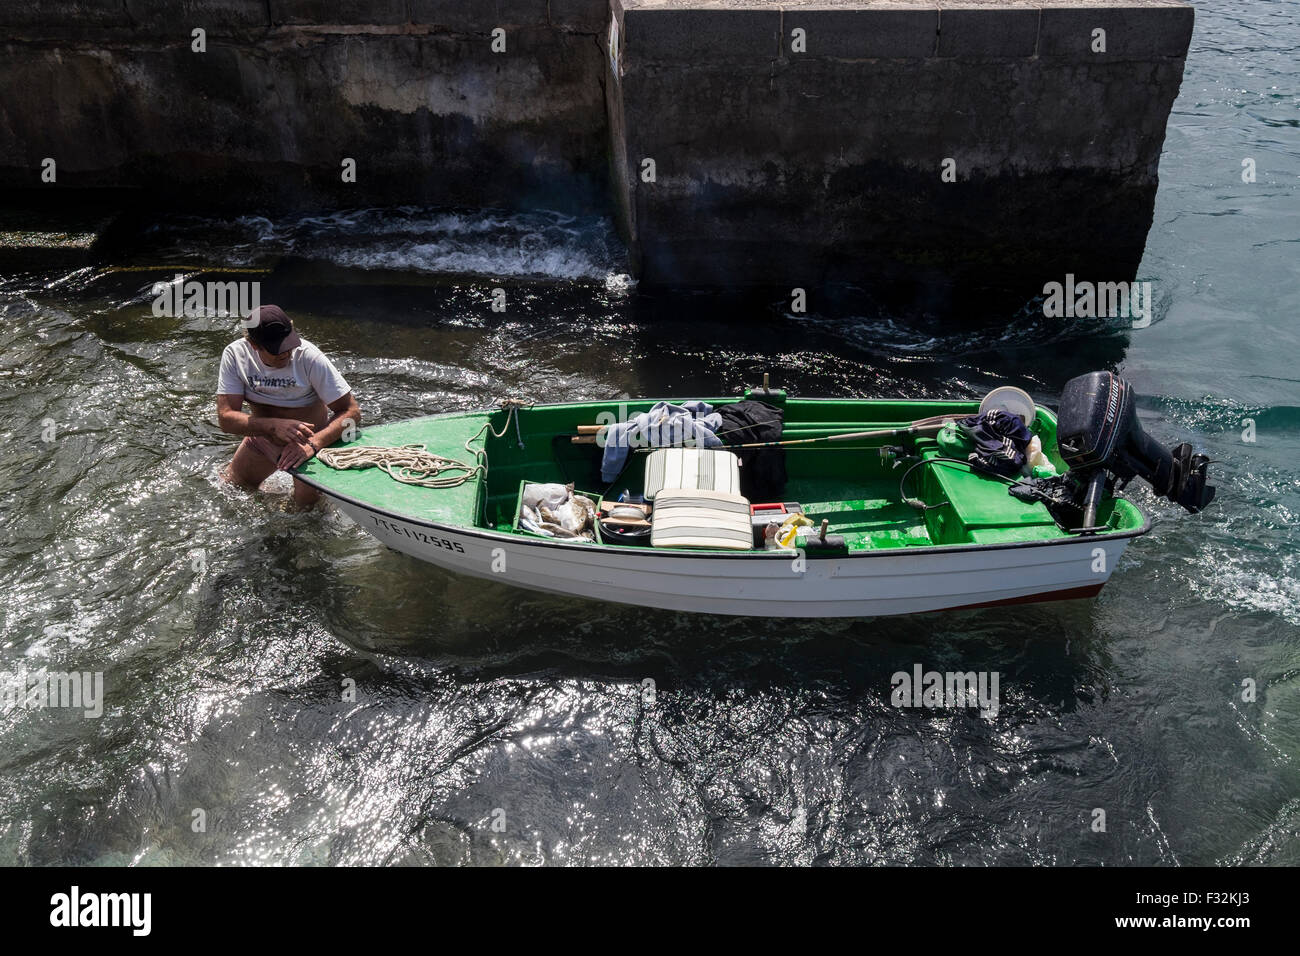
[
  {"x1": 890, "y1": 664, "x2": 1000, "y2": 719},
  {"x1": 49, "y1": 886, "x2": 151, "y2": 936},
  {"x1": 1105, "y1": 376, "x2": 1122, "y2": 426}
]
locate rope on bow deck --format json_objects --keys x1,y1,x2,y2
[
  {"x1": 316, "y1": 398, "x2": 533, "y2": 489},
  {"x1": 315, "y1": 443, "x2": 481, "y2": 488}
]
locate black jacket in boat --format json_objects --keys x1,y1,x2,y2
[{"x1": 715, "y1": 400, "x2": 788, "y2": 503}]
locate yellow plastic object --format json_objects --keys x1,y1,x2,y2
[{"x1": 777, "y1": 512, "x2": 813, "y2": 548}]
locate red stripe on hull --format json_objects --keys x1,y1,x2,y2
[{"x1": 947, "y1": 583, "x2": 1105, "y2": 612}]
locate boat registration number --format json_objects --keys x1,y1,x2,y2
[{"x1": 370, "y1": 515, "x2": 465, "y2": 553}]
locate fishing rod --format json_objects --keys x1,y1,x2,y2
[
  {"x1": 570, "y1": 384, "x2": 1037, "y2": 451},
  {"x1": 626, "y1": 413, "x2": 966, "y2": 452}
]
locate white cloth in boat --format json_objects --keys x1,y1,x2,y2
[
  {"x1": 600, "y1": 401, "x2": 723, "y2": 482},
  {"x1": 650, "y1": 489, "x2": 753, "y2": 551},
  {"x1": 643, "y1": 447, "x2": 742, "y2": 501}
]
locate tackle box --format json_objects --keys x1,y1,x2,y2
[{"x1": 749, "y1": 501, "x2": 804, "y2": 548}]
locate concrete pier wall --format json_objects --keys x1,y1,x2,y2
[
  {"x1": 0, "y1": 1, "x2": 613, "y2": 211},
  {"x1": 0, "y1": 0, "x2": 1194, "y2": 301},
  {"x1": 609, "y1": 0, "x2": 1194, "y2": 297}
]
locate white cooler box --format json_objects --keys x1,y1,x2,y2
[{"x1": 643, "y1": 447, "x2": 741, "y2": 501}]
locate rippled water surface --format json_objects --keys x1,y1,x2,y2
[{"x1": 1, "y1": 0, "x2": 1298, "y2": 865}]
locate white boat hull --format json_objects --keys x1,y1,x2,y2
[{"x1": 328, "y1": 496, "x2": 1133, "y2": 618}]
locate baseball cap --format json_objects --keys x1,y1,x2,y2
[{"x1": 246, "y1": 305, "x2": 301, "y2": 355}]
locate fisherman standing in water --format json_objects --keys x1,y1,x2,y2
[{"x1": 216, "y1": 305, "x2": 360, "y2": 509}]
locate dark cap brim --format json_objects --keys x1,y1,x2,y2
[{"x1": 274, "y1": 330, "x2": 302, "y2": 354}]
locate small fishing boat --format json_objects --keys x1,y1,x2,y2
[{"x1": 294, "y1": 372, "x2": 1214, "y2": 618}]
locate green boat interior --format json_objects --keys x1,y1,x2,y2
[{"x1": 297, "y1": 386, "x2": 1148, "y2": 553}]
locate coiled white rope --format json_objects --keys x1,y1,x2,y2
[
  {"x1": 316, "y1": 443, "x2": 480, "y2": 488},
  {"x1": 317, "y1": 399, "x2": 531, "y2": 489}
]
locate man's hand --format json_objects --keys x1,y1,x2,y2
[
  {"x1": 263, "y1": 418, "x2": 315, "y2": 445},
  {"x1": 277, "y1": 438, "x2": 317, "y2": 472}
]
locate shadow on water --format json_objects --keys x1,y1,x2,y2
[{"x1": 313, "y1": 526, "x2": 1117, "y2": 717}]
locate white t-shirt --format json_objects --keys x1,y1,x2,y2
[{"x1": 217, "y1": 336, "x2": 351, "y2": 408}]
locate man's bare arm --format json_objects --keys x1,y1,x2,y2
[
  {"x1": 308, "y1": 392, "x2": 362, "y2": 452},
  {"x1": 216, "y1": 394, "x2": 314, "y2": 444},
  {"x1": 276, "y1": 393, "x2": 362, "y2": 471}
]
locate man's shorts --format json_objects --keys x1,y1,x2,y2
[{"x1": 240, "y1": 435, "x2": 288, "y2": 466}]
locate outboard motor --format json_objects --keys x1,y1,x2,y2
[{"x1": 1056, "y1": 371, "x2": 1214, "y2": 530}]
